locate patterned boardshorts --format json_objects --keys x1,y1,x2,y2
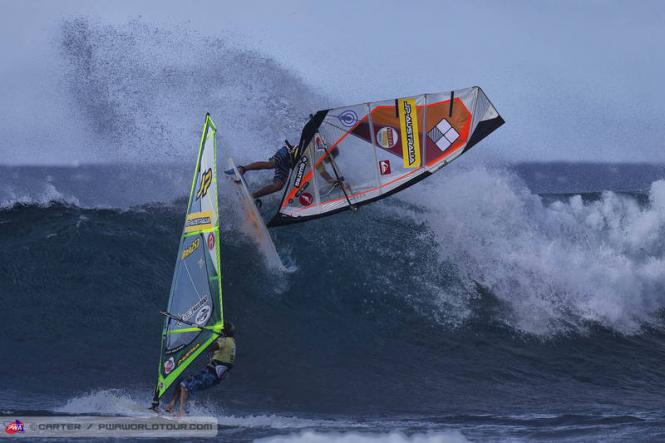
[{"x1": 180, "y1": 367, "x2": 225, "y2": 393}]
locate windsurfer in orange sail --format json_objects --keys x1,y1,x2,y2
[{"x1": 231, "y1": 142, "x2": 341, "y2": 206}]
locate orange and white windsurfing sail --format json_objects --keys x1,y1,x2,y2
[{"x1": 268, "y1": 86, "x2": 504, "y2": 227}]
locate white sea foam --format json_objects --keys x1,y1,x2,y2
[
  {"x1": 399, "y1": 165, "x2": 665, "y2": 335},
  {"x1": 53, "y1": 390, "x2": 356, "y2": 429},
  {"x1": 0, "y1": 182, "x2": 80, "y2": 208},
  {"x1": 217, "y1": 414, "x2": 363, "y2": 430},
  {"x1": 256, "y1": 430, "x2": 471, "y2": 443},
  {"x1": 54, "y1": 389, "x2": 150, "y2": 416}
]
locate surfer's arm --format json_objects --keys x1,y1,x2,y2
[
  {"x1": 252, "y1": 179, "x2": 285, "y2": 198},
  {"x1": 207, "y1": 340, "x2": 222, "y2": 352},
  {"x1": 240, "y1": 160, "x2": 275, "y2": 173}
]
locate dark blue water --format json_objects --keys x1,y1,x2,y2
[{"x1": 2, "y1": 163, "x2": 665, "y2": 442}]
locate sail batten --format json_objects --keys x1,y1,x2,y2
[
  {"x1": 152, "y1": 114, "x2": 223, "y2": 405},
  {"x1": 268, "y1": 87, "x2": 503, "y2": 227}
]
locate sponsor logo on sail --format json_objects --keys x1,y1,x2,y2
[
  {"x1": 184, "y1": 211, "x2": 213, "y2": 233},
  {"x1": 178, "y1": 343, "x2": 200, "y2": 366},
  {"x1": 397, "y1": 98, "x2": 421, "y2": 168},
  {"x1": 180, "y1": 297, "x2": 209, "y2": 324},
  {"x1": 299, "y1": 192, "x2": 313, "y2": 206},
  {"x1": 427, "y1": 118, "x2": 459, "y2": 151},
  {"x1": 165, "y1": 344, "x2": 186, "y2": 355},
  {"x1": 181, "y1": 238, "x2": 200, "y2": 260},
  {"x1": 295, "y1": 181, "x2": 310, "y2": 198},
  {"x1": 195, "y1": 305, "x2": 212, "y2": 326},
  {"x1": 164, "y1": 357, "x2": 175, "y2": 375},
  {"x1": 376, "y1": 127, "x2": 398, "y2": 149},
  {"x1": 379, "y1": 160, "x2": 391, "y2": 175},
  {"x1": 207, "y1": 233, "x2": 215, "y2": 250},
  {"x1": 293, "y1": 156, "x2": 309, "y2": 188},
  {"x1": 196, "y1": 168, "x2": 213, "y2": 200},
  {"x1": 4, "y1": 420, "x2": 24, "y2": 435},
  {"x1": 336, "y1": 110, "x2": 358, "y2": 127}
]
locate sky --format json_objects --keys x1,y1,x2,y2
[{"x1": 1, "y1": 0, "x2": 664, "y2": 164}]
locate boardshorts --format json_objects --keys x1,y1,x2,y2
[{"x1": 180, "y1": 364, "x2": 230, "y2": 393}]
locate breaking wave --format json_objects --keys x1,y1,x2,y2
[{"x1": 401, "y1": 166, "x2": 665, "y2": 335}]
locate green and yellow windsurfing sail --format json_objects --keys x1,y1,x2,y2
[{"x1": 152, "y1": 114, "x2": 223, "y2": 407}]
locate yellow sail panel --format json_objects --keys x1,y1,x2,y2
[
  {"x1": 397, "y1": 98, "x2": 421, "y2": 168},
  {"x1": 184, "y1": 211, "x2": 213, "y2": 233}
]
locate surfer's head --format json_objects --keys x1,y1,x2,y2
[{"x1": 223, "y1": 321, "x2": 236, "y2": 338}]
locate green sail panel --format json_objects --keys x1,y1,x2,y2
[{"x1": 153, "y1": 114, "x2": 223, "y2": 403}]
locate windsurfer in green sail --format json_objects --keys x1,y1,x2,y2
[{"x1": 164, "y1": 322, "x2": 236, "y2": 416}]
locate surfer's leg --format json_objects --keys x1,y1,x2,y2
[
  {"x1": 179, "y1": 368, "x2": 220, "y2": 415},
  {"x1": 177, "y1": 386, "x2": 188, "y2": 417},
  {"x1": 164, "y1": 387, "x2": 180, "y2": 413},
  {"x1": 177, "y1": 368, "x2": 220, "y2": 415},
  {"x1": 252, "y1": 178, "x2": 284, "y2": 199}
]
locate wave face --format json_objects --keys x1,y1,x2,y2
[{"x1": 3, "y1": 163, "x2": 665, "y2": 430}]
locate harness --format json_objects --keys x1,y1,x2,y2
[{"x1": 207, "y1": 360, "x2": 233, "y2": 379}]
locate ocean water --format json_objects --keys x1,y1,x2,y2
[
  {"x1": 2, "y1": 162, "x2": 665, "y2": 442},
  {"x1": 3, "y1": 16, "x2": 665, "y2": 443}
]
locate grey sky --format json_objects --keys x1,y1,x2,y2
[{"x1": 1, "y1": 0, "x2": 664, "y2": 164}]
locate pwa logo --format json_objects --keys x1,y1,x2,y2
[
  {"x1": 196, "y1": 168, "x2": 213, "y2": 200},
  {"x1": 4, "y1": 420, "x2": 25, "y2": 434}
]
